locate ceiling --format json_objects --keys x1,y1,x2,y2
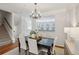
[{"x1": 0, "y1": 3, "x2": 78, "y2": 15}]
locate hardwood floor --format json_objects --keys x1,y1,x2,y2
[
  {"x1": 55, "y1": 45, "x2": 64, "y2": 49},
  {"x1": 0, "y1": 42, "x2": 18, "y2": 55},
  {"x1": 0, "y1": 43, "x2": 64, "y2": 55},
  {"x1": 0, "y1": 24, "x2": 16, "y2": 54}
]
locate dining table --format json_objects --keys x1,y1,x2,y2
[
  {"x1": 38, "y1": 38, "x2": 54, "y2": 55},
  {"x1": 25, "y1": 36, "x2": 54, "y2": 55}
]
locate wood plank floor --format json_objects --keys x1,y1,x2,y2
[
  {"x1": 0, "y1": 42, "x2": 18, "y2": 55},
  {"x1": 0, "y1": 43, "x2": 64, "y2": 55},
  {"x1": 0, "y1": 24, "x2": 16, "y2": 54}
]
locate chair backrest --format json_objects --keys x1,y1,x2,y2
[
  {"x1": 19, "y1": 33, "x2": 27, "y2": 50},
  {"x1": 28, "y1": 38, "x2": 38, "y2": 54}
]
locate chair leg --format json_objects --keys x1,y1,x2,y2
[
  {"x1": 19, "y1": 48, "x2": 21, "y2": 54},
  {"x1": 25, "y1": 49, "x2": 29, "y2": 55},
  {"x1": 28, "y1": 52, "x2": 31, "y2": 55},
  {"x1": 54, "y1": 50, "x2": 56, "y2": 55},
  {"x1": 25, "y1": 50, "x2": 27, "y2": 55},
  {"x1": 52, "y1": 50, "x2": 56, "y2": 55}
]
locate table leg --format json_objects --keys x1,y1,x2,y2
[{"x1": 47, "y1": 47, "x2": 51, "y2": 55}]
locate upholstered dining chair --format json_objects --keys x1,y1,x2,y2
[
  {"x1": 51, "y1": 36, "x2": 57, "y2": 55},
  {"x1": 28, "y1": 38, "x2": 39, "y2": 55},
  {"x1": 28, "y1": 38, "x2": 44, "y2": 55},
  {"x1": 18, "y1": 33, "x2": 28, "y2": 55}
]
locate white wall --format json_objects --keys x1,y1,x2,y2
[
  {"x1": 76, "y1": 4, "x2": 79, "y2": 25},
  {"x1": 13, "y1": 14, "x2": 22, "y2": 39},
  {"x1": 55, "y1": 11, "x2": 67, "y2": 46},
  {"x1": 13, "y1": 14, "x2": 31, "y2": 39},
  {"x1": 24, "y1": 16, "x2": 32, "y2": 36},
  {"x1": 66, "y1": 5, "x2": 78, "y2": 27}
]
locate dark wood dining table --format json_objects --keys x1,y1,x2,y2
[
  {"x1": 25, "y1": 36, "x2": 54, "y2": 55},
  {"x1": 38, "y1": 38, "x2": 54, "y2": 55}
]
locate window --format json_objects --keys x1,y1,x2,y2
[{"x1": 36, "y1": 17, "x2": 55, "y2": 32}]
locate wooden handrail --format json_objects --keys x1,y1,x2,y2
[{"x1": 3, "y1": 17, "x2": 12, "y2": 29}]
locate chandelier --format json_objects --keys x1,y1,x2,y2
[{"x1": 30, "y1": 3, "x2": 41, "y2": 19}]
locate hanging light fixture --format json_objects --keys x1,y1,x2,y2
[{"x1": 30, "y1": 3, "x2": 41, "y2": 19}]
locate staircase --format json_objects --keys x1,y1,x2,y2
[{"x1": 0, "y1": 25, "x2": 12, "y2": 46}]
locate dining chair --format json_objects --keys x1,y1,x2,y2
[
  {"x1": 51, "y1": 36, "x2": 57, "y2": 55},
  {"x1": 18, "y1": 33, "x2": 28, "y2": 55},
  {"x1": 28, "y1": 38, "x2": 42, "y2": 55},
  {"x1": 28, "y1": 38, "x2": 47, "y2": 55}
]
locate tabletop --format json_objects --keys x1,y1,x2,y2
[
  {"x1": 25, "y1": 36, "x2": 54, "y2": 47},
  {"x1": 38, "y1": 38, "x2": 54, "y2": 47}
]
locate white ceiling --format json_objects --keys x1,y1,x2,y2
[{"x1": 0, "y1": 3, "x2": 78, "y2": 14}]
